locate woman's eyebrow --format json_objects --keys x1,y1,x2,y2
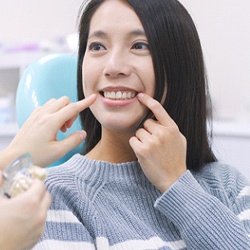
[
  {"x1": 88, "y1": 29, "x2": 146, "y2": 39},
  {"x1": 128, "y1": 29, "x2": 146, "y2": 38},
  {"x1": 88, "y1": 30, "x2": 107, "y2": 39}
]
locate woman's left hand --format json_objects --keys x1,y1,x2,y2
[{"x1": 129, "y1": 93, "x2": 187, "y2": 193}]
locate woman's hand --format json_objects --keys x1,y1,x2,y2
[
  {"x1": 1, "y1": 94, "x2": 96, "y2": 168},
  {"x1": 129, "y1": 93, "x2": 187, "y2": 193},
  {"x1": 0, "y1": 174, "x2": 51, "y2": 250}
]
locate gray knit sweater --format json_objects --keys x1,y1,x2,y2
[{"x1": 33, "y1": 154, "x2": 250, "y2": 249}]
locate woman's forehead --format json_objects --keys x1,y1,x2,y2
[{"x1": 88, "y1": 0, "x2": 142, "y2": 32}]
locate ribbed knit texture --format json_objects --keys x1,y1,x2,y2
[{"x1": 33, "y1": 154, "x2": 250, "y2": 250}]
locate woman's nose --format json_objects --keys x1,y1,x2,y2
[{"x1": 103, "y1": 51, "x2": 131, "y2": 77}]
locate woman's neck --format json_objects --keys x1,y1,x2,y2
[{"x1": 85, "y1": 130, "x2": 137, "y2": 163}]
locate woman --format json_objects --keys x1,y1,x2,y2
[{"x1": 34, "y1": 0, "x2": 250, "y2": 249}]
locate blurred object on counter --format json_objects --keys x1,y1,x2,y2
[
  {"x1": 0, "y1": 93, "x2": 15, "y2": 124},
  {"x1": 0, "y1": 33, "x2": 78, "y2": 55}
]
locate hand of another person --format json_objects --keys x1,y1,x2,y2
[
  {"x1": 2, "y1": 94, "x2": 96, "y2": 168},
  {"x1": 0, "y1": 173, "x2": 51, "y2": 250},
  {"x1": 129, "y1": 93, "x2": 187, "y2": 193}
]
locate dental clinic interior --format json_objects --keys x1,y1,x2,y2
[{"x1": 0, "y1": 0, "x2": 250, "y2": 179}]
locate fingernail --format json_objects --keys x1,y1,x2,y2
[
  {"x1": 78, "y1": 131, "x2": 86, "y2": 140},
  {"x1": 137, "y1": 93, "x2": 144, "y2": 99}
]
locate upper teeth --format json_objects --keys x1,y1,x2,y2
[{"x1": 103, "y1": 91, "x2": 136, "y2": 100}]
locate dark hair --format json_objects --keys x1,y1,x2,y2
[{"x1": 77, "y1": 0, "x2": 217, "y2": 171}]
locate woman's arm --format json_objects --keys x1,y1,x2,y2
[
  {"x1": 155, "y1": 170, "x2": 250, "y2": 249},
  {"x1": 130, "y1": 94, "x2": 250, "y2": 249}
]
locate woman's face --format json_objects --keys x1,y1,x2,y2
[{"x1": 82, "y1": 0, "x2": 155, "y2": 133}]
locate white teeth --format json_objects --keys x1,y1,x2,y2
[{"x1": 103, "y1": 91, "x2": 136, "y2": 100}]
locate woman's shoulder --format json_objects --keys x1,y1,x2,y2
[
  {"x1": 46, "y1": 153, "x2": 86, "y2": 174},
  {"x1": 192, "y1": 161, "x2": 249, "y2": 198},
  {"x1": 194, "y1": 161, "x2": 247, "y2": 181},
  {"x1": 44, "y1": 154, "x2": 88, "y2": 187}
]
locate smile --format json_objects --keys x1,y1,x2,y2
[{"x1": 102, "y1": 91, "x2": 137, "y2": 100}]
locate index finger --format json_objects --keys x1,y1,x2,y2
[
  {"x1": 137, "y1": 93, "x2": 175, "y2": 127},
  {"x1": 72, "y1": 94, "x2": 97, "y2": 113},
  {"x1": 56, "y1": 94, "x2": 97, "y2": 125}
]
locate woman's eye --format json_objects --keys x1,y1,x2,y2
[
  {"x1": 89, "y1": 43, "x2": 106, "y2": 51},
  {"x1": 132, "y1": 42, "x2": 149, "y2": 50}
]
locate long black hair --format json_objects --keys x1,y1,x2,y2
[{"x1": 77, "y1": 0, "x2": 217, "y2": 171}]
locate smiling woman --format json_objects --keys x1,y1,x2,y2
[
  {"x1": 32, "y1": 0, "x2": 250, "y2": 249},
  {"x1": 80, "y1": 0, "x2": 155, "y2": 155}
]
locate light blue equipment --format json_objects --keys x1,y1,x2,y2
[{"x1": 16, "y1": 53, "x2": 83, "y2": 166}]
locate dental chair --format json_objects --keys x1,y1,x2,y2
[{"x1": 16, "y1": 53, "x2": 82, "y2": 166}]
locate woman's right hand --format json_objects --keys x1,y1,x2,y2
[
  {"x1": 0, "y1": 175, "x2": 51, "y2": 250},
  {"x1": 1, "y1": 94, "x2": 96, "y2": 168}
]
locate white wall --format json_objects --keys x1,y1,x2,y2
[
  {"x1": 179, "y1": 0, "x2": 250, "y2": 121},
  {"x1": 0, "y1": 0, "x2": 83, "y2": 41},
  {"x1": 1, "y1": 0, "x2": 250, "y2": 121}
]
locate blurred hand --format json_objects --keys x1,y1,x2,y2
[
  {"x1": 0, "y1": 174, "x2": 51, "y2": 250},
  {"x1": 2, "y1": 94, "x2": 96, "y2": 168}
]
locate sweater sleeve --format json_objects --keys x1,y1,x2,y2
[{"x1": 154, "y1": 170, "x2": 250, "y2": 250}]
